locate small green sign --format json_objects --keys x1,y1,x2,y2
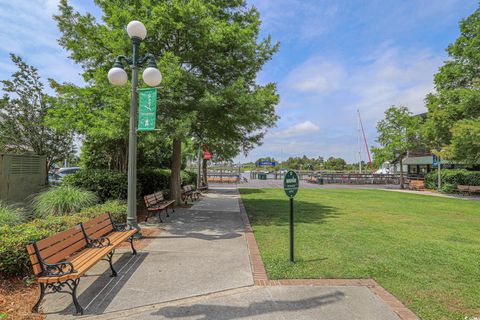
[
  {"x1": 138, "y1": 88, "x2": 157, "y2": 131},
  {"x1": 284, "y1": 170, "x2": 299, "y2": 198}
]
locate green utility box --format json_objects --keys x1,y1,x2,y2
[
  {"x1": 0, "y1": 153, "x2": 47, "y2": 203},
  {"x1": 258, "y1": 173, "x2": 267, "y2": 180}
]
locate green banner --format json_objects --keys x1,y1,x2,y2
[{"x1": 138, "y1": 87, "x2": 157, "y2": 131}]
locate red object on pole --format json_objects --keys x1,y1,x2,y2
[
  {"x1": 358, "y1": 111, "x2": 374, "y2": 174},
  {"x1": 204, "y1": 145, "x2": 212, "y2": 160}
]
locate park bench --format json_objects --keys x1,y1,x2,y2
[
  {"x1": 27, "y1": 213, "x2": 137, "y2": 315},
  {"x1": 182, "y1": 184, "x2": 201, "y2": 204},
  {"x1": 457, "y1": 185, "x2": 480, "y2": 193},
  {"x1": 198, "y1": 183, "x2": 209, "y2": 193},
  {"x1": 144, "y1": 191, "x2": 175, "y2": 223}
]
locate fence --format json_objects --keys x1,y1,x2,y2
[
  {"x1": 249, "y1": 170, "x2": 401, "y2": 185},
  {"x1": 312, "y1": 173, "x2": 400, "y2": 185},
  {"x1": 207, "y1": 170, "x2": 240, "y2": 183}
]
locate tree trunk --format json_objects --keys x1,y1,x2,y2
[
  {"x1": 202, "y1": 159, "x2": 208, "y2": 185},
  {"x1": 170, "y1": 138, "x2": 182, "y2": 204},
  {"x1": 399, "y1": 157, "x2": 404, "y2": 189}
]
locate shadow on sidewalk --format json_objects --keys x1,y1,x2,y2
[
  {"x1": 46, "y1": 252, "x2": 148, "y2": 316},
  {"x1": 145, "y1": 231, "x2": 242, "y2": 241},
  {"x1": 152, "y1": 291, "x2": 345, "y2": 319}
]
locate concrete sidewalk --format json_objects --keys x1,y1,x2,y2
[{"x1": 42, "y1": 188, "x2": 405, "y2": 320}]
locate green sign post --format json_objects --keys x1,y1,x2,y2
[
  {"x1": 138, "y1": 88, "x2": 157, "y2": 131},
  {"x1": 284, "y1": 170, "x2": 299, "y2": 262}
]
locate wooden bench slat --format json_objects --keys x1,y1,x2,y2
[
  {"x1": 88, "y1": 224, "x2": 114, "y2": 240},
  {"x1": 39, "y1": 232, "x2": 86, "y2": 261},
  {"x1": 44, "y1": 238, "x2": 87, "y2": 265},
  {"x1": 27, "y1": 244, "x2": 43, "y2": 275},
  {"x1": 83, "y1": 218, "x2": 113, "y2": 236},
  {"x1": 81, "y1": 213, "x2": 110, "y2": 229},
  {"x1": 36, "y1": 225, "x2": 83, "y2": 250}
]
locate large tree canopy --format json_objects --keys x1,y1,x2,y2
[
  {"x1": 0, "y1": 54, "x2": 74, "y2": 172},
  {"x1": 424, "y1": 7, "x2": 480, "y2": 164},
  {"x1": 50, "y1": 0, "x2": 279, "y2": 201}
]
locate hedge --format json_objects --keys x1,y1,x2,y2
[
  {"x1": 63, "y1": 168, "x2": 197, "y2": 202},
  {"x1": 0, "y1": 200, "x2": 126, "y2": 277},
  {"x1": 63, "y1": 169, "x2": 127, "y2": 202},
  {"x1": 425, "y1": 169, "x2": 480, "y2": 189}
]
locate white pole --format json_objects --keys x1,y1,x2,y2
[{"x1": 357, "y1": 110, "x2": 362, "y2": 174}]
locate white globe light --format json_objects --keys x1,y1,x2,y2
[
  {"x1": 108, "y1": 67, "x2": 128, "y2": 86},
  {"x1": 142, "y1": 67, "x2": 162, "y2": 87},
  {"x1": 126, "y1": 20, "x2": 147, "y2": 40}
]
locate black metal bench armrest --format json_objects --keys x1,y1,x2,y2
[
  {"x1": 41, "y1": 260, "x2": 77, "y2": 277},
  {"x1": 87, "y1": 236, "x2": 111, "y2": 248}
]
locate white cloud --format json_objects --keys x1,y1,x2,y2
[
  {"x1": 271, "y1": 121, "x2": 320, "y2": 138},
  {"x1": 285, "y1": 57, "x2": 345, "y2": 94},
  {"x1": 252, "y1": 0, "x2": 338, "y2": 40},
  {"x1": 350, "y1": 44, "x2": 443, "y2": 121},
  {"x1": 238, "y1": 42, "x2": 446, "y2": 163}
]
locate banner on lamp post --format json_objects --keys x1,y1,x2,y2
[
  {"x1": 204, "y1": 145, "x2": 212, "y2": 160},
  {"x1": 138, "y1": 87, "x2": 157, "y2": 131}
]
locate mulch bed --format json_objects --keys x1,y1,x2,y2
[{"x1": 0, "y1": 277, "x2": 42, "y2": 320}]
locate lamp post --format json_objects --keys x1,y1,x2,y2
[{"x1": 108, "y1": 20, "x2": 162, "y2": 234}]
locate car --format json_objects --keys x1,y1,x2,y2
[
  {"x1": 57, "y1": 167, "x2": 81, "y2": 177},
  {"x1": 48, "y1": 167, "x2": 81, "y2": 185}
]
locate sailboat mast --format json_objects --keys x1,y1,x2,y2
[
  {"x1": 357, "y1": 110, "x2": 362, "y2": 173},
  {"x1": 358, "y1": 110, "x2": 374, "y2": 174}
]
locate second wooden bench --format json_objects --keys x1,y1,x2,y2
[{"x1": 144, "y1": 191, "x2": 175, "y2": 222}]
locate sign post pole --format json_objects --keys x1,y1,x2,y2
[
  {"x1": 284, "y1": 170, "x2": 299, "y2": 263},
  {"x1": 289, "y1": 197, "x2": 294, "y2": 262}
]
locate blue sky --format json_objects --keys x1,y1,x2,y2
[{"x1": 0, "y1": 1, "x2": 477, "y2": 163}]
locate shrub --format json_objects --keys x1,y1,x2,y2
[
  {"x1": 425, "y1": 169, "x2": 480, "y2": 190},
  {"x1": 0, "y1": 201, "x2": 126, "y2": 277},
  {"x1": 0, "y1": 202, "x2": 24, "y2": 225},
  {"x1": 440, "y1": 183, "x2": 457, "y2": 193},
  {"x1": 78, "y1": 200, "x2": 127, "y2": 223},
  {"x1": 63, "y1": 169, "x2": 127, "y2": 201},
  {"x1": 137, "y1": 168, "x2": 171, "y2": 196},
  {"x1": 65, "y1": 168, "x2": 198, "y2": 201},
  {"x1": 32, "y1": 186, "x2": 98, "y2": 218},
  {"x1": 181, "y1": 170, "x2": 198, "y2": 187}
]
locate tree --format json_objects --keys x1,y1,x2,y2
[
  {"x1": 0, "y1": 54, "x2": 74, "y2": 176},
  {"x1": 372, "y1": 106, "x2": 421, "y2": 189},
  {"x1": 52, "y1": 0, "x2": 279, "y2": 204},
  {"x1": 423, "y1": 7, "x2": 480, "y2": 165},
  {"x1": 324, "y1": 157, "x2": 347, "y2": 171}
]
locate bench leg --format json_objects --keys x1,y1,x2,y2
[
  {"x1": 70, "y1": 279, "x2": 83, "y2": 315},
  {"x1": 129, "y1": 236, "x2": 137, "y2": 255},
  {"x1": 106, "y1": 251, "x2": 117, "y2": 277},
  {"x1": 157, "y1": 210, "x2": 163, "y2": 223},
  {"x1": 166, "y1": 207, "x2": 170, "y2": 218},
  {"x1": 32, "y1": 283, "x2": 46, "y2": 313}
]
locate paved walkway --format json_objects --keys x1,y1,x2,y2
[{"x1": 43, "y1": 188, "x2": 408, "y2": 320}]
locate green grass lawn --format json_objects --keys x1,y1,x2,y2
[{"x1": 239, "y1": 188, "x2": 480, "y2": 320}]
